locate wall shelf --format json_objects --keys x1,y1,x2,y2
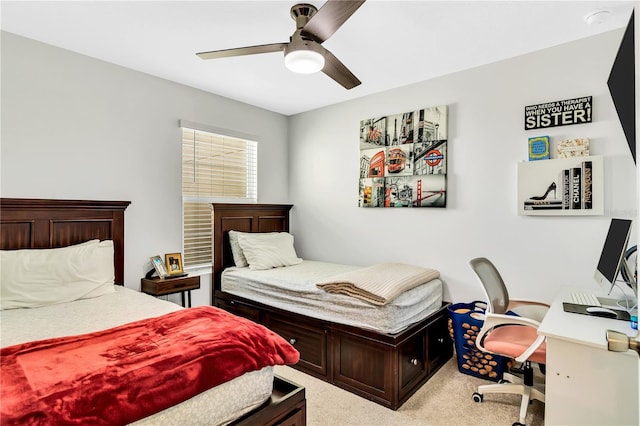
[{"x1": 517, "y1": 155, "x2": 603, "y2": 216}]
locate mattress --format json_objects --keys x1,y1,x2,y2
[
  {"x1": 0, "y1": 286, "x2": 274, "y2": 425},
  {"x1": 222, "y1": 260, "x2": 443, "y2": 334}
]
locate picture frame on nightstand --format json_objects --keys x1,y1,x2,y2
[
  {"x1": 150, "y1": 255, "x2": 169, "y2": 278},
  {"x1": 165, "y1": 252, "x2": 184, "y2": 275}
]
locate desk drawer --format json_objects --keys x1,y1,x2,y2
[{"x1": 141, "y1": 276, "x2": 200, "y2": 296}]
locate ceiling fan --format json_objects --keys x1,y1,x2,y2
[{"x1": 196, "y1": 1, "x2": 366, "y2": 90}]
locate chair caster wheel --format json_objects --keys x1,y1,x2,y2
[
  {"x1": 472, "y1": 392, "x2": 483, "y2": 403},
  {"x1": 512, "y1": 422, "x2": 525, "y2": 426}
]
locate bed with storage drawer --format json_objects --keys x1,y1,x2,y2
[
  {"x1": 212, "y1": 203, "x2": 453, "y2": 410},
  {"x1": 0, "y1": 198, "x2": 306, "y2": 426}
]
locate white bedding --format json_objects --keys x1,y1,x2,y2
[
  {"x1": 222, "y1": 260, "x2": 443, "y2": 334},
  {"x1": 0, "y1": 286, "x2": 274, "y2": 425}
]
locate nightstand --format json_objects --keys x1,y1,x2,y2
[{"x1": 141, "y1": 275, "x2": 200, "y2": 307}]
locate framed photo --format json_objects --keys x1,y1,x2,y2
[
  {"x1": 150, "y1": 255, "x2": 168, "y2": 278},
  {"x1": 165, "y1": 253, "x2": 184, "y2": 275}
]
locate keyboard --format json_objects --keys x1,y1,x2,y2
[{"x1": 569, "y1": 292, "x2": 601, "y2": 307}]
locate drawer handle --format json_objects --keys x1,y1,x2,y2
[
  {"x1": 409, "y1": 358, "x2": 419, "y2": 366},
  {"x1": 289, "y1": 338, "x2": 297, "y2": 345},
  {"x1": 437, "y1": 337, "x2": 444, "y2": 344}
]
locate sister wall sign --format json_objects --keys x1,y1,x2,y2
[{"x1": 524, "y1": 96, "x2": 592, "y2": 130}]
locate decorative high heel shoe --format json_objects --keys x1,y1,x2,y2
[{"x1": 530, "y1": 182, "x2": 556, "y2": 200}]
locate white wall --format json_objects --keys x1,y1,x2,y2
[
  {"x1": 288, "y1": 29, "x2": 638, "y2": 304},
  {"x1": 0, "y1": 32, "x2": 290, "y2": 306},
  {"x1": 2, "y1": 29, "x2": 637, "y2": 307}
]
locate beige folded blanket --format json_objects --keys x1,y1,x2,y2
[{"x1": 316, "y1": 262, "x2": 440, "y2": 305}]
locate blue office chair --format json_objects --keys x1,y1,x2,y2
[{"x1": 469, "y1": 257, "x2": 549, "y2": 426}]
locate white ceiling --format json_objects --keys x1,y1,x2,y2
[{"x1": 1, "y1": 1, "x2": 636, "y2": 116}]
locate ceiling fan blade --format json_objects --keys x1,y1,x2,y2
[
  {"x1": 301, "y1": 0, "x2": 366, "y2": 43},
  {"x1": 322, "y1": 49, "x2": 361, "y2": 90},
  {"x1": 196, "y1": 43, "x2": 287, "y2": 60}
]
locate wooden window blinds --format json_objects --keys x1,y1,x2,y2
[{"x1": 181, "y1": 125, "x2": 257, "y2": 268}]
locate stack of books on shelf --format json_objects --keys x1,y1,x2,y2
[{"x1": 524, "y1": 159, "x2": 592, "y2": 211}]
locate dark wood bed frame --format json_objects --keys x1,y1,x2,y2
[
  {"x1": 212, "y1": 203, "x2": 453, "y2": 410},
  {"x1": 0, "y1": 198, "x2": 306, "y2": 426}
]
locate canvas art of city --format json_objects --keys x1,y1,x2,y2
[{"x1": 359, "y1": 105, "x2": 448, "y2": 207}]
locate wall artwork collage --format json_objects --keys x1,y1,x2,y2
[{"x1": 359, "y1": 105, "x2": 448, "y2": 208}]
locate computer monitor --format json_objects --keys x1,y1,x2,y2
[{"x1": 594, "y1": 218, "x2": 635, "y2": 299}]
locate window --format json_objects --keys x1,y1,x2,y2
[{"x1": 181, "y1": 122, "x2": 257, "y2": 269}]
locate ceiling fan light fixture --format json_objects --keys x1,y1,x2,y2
[
  {"x1": 284, "y1": 39, "x2": 325, "y2": 74},
  {"x1": 285, "y1": 49, "x2": 325, "y2": 74}
]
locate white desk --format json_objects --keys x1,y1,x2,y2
[{"x1": 538, "y1": 288, "x2": 639, "y2": 425}]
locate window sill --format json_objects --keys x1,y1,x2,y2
[{"x1": 184, "y1": 265, "x2": 212, "y2": 277}]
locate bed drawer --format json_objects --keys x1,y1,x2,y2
[
  {"x1": 215, "y1": 298, "x2": 261, "y2": 323},
  {"x1": 398, "y1": 330, "x2": 427, "y2": 400},
  {"x1": 264, "y1": 313, "x2": 328, "y2": 378},
  {"x1": 426, "y1": 311, "x2": 453, "y2": 373},
  {"x1": 331, "y1": 331, "x2": 392, "y2": 405}
]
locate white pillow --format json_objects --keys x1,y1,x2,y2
[
  {"x1": 236, "y1": 232, "x2": 303, "y2": 270},
  {"x1": 0, "y1": 240, "x2": 115, "y2": 310},
  {"x1": 228, "y1": 230, "x2": 249, "y2": 268}
]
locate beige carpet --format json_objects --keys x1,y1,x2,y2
[{"x1": 274, "y1": 359, "x2": 544, "y2": 426}]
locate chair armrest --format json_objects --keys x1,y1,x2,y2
[
  {"x1": 476, "y1": 313, "x2": 546, "y2": 362},
  {"x1": 482, "y1": 312, "x2": 542, "y2": 330},
  {"x1": 514, "y1": 334, "x2": 546, "y2": 363}
]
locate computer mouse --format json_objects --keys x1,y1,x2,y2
[{"x1": 585, "y1": 306, "x2": 618, "y2": 318}]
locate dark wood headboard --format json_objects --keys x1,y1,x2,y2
[
  {"x1": 212, "y1": 203, "x2": 293, "y2": 303},
  {"x1": 0, "y1": 198, "x2": 131, "y2": 284}
]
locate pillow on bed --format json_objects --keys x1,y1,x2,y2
[
  {"x1": 0, "y1": 239, "x2": 115, "y2": 310},
  {"x1": 236, "y1": 232, "x2": 303, "y2": 270},
  {"x1": 228, "y1": 230, "x2": 249, "y2": 268}
]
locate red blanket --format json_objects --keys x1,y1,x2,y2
[{"x1": 1, "y1": 306, "x2": 299, "y2": 425}]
